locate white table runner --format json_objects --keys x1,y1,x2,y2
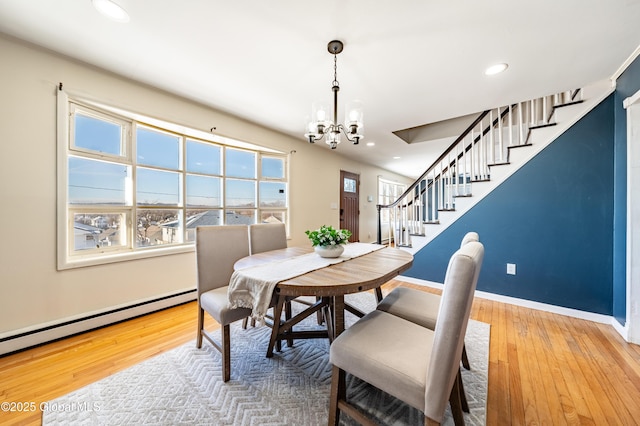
[{"x1": 228, "y1": 242, "x2": 385, "y2": 322}]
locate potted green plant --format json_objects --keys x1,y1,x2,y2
[{"x1": 305, "y1": 225, "x2": 352, "y2": 258}]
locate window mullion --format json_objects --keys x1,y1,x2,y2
[{"x1": 59, "y1": 94, "x2": 287, "y2": 269}]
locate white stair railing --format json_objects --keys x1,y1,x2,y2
[{"x1": 376, "y1": 88, "x2": 582, "y2": 247}]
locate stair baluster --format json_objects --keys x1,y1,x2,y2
[{"x1": 375, "y1": 88, "x2": 582, "y2": 246}]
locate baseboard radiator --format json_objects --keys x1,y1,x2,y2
[{"x1": 0, "y1": 290, "x2": 197, "y2": 356}]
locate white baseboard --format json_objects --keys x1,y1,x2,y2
[
  {"x1": 395, "y1": 275, "x2": 613, "y2": 325},
  {"x1": 611, "y1": 317, "x2": 629, "y2": 340},
  {"x1": 0, "y1": 289, "x2": 197, "y2": 356}
]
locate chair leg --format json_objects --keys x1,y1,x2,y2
[
  {"x1": 221, "y1": 324, "x2": 231, "y2": 382},
  {"x1": 458, "y1": 368, "x2": 469, "y2": 413},
  {"x1": 196, "y1": 307, "x2": 204, "y2": 348},
  {"x1": 242, "y1": 317, "x2": 249, "y2": 329},
  {"x1": 329, "y1": 365, "x2": 345, "y2": 426},
  {"x1": 461, "y1": 343, "x2": 471, "y2": 370},
  {"x1": 449, "y1": 370, "x2": 466, "y2": 426}
]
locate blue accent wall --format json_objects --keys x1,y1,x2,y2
[
  {"x1": 405, "y1": 96, "x2": 615, "y2": 315},
  {"x1": 613, "y1": 55, "x2": 640, "y2": 325}
]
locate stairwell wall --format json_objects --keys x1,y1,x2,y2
[
  {"x1": 613, "y1": 54, "x2": 640, "y2": 325},
  {"x1": 405, "y1": 95, "x2": 615, "y2": 315}
]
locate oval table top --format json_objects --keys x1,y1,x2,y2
[{"x1": 234, "y1": 245, "x2": 414, "y2": 298}]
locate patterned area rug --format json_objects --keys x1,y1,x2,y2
[{"x1": 43, "y1": 293, "x2": 489, "y2": 425}]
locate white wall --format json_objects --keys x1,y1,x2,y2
[{"x1": 0, "y1": 35, "x2": 411, "y2": 342}]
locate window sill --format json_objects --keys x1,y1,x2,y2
[{"x1": 57, "y1": 244, "x2": 195, "y2": 270}]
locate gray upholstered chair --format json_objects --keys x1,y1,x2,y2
[
  {"x1": 247, "y1": 222, "x2": 319, "y2": 340},
  {"x1": 243, "y1": 223, "x2": 288, "y2": 329},
  {"x1": 195, "y1": 225, "x2": 253, "y2": 382},
  {"x1": 377, "y1": 231, "x2": 479, "y2": 370},
  {"x1": 249, "y1": 222, "x2": 287, "y2": 255},
  {"x1": 329, "y1": 241, "x2": 483, "y2": 425}
]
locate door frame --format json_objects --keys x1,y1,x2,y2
[{"x1": 623, "y1": 89, "x2": 640, "y2": 344}]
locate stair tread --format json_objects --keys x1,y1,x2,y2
[
  {"x1": 507, "y1": 143, "x2": 532, "y2": 150},
  {"x1": 554, "y1": 99, "x2": 584, "y2": 108},
  {"x1": 529, "y1": 122, "x2": 557, "y2": 130}
]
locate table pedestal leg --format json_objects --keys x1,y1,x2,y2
[
  {"x1": 266, "y1": 296, "x2": 286, "y2": 358},
  {"x1": 333, "y1": 295, "x2": 345, "y2": 338}
]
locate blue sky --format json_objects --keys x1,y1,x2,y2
[{"x1": 70, "y1": 113, "x2": 285, "y2": 208}]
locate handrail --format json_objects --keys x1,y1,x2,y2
[
  {"x1": 375, "y1": 110, "x2": 488, "y2": 244},
  {"x1": 376, "y1": 89, "x2": 582, "y2": 245},
  {"x1": 378, "y1": 110, "x2": 490, "y2": 211}
]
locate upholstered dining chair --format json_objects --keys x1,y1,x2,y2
[
  {"x1": 249, "y1": 222, "x2": 287, "y2": 255},
  {"x1": 329, "y1": 241, "x2": 484, "y2": 425},
  {"x1": 377, "y1": 231, "x2": 479, "y2": 370},
  {"x1": 243, "y1": 223, "x2": 289, "y2": 329},
  {"x1": 247, "y1": 222, "x2": 319, "y2": 339},
  {"x1": 195, "y1": 225, "x2": 253, "y2": 382}
]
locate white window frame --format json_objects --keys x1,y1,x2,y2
[
  {"x1": 377, "y1": 177, "x2": 405, "y2": 224},
  {"x1": 57, "y1": 90, "x2": 288, "y2": 270}
]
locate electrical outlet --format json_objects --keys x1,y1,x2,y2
[{"x1": 507, "y1": 263, "x2": 516, "y2": 275}]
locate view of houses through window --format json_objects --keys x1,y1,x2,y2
[{"x1": 60, "y1": 98, "x2": 288, "y2": 267}]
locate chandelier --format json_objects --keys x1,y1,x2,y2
[{"x1": 304, "y1": 40, "x2": 363, "y2": 149}]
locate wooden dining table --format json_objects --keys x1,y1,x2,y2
[{"x1": 233, "y1": 245, "x2": 414, "y2": 357}]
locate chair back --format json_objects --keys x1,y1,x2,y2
[
  {"x1": 460, "y1": 231, "x2": 479, "y2": 248},
  {"x1": 424, "y1": 241, "x2": 484, "y2": 422},
  {"x1": 249, "y1": 222, "x2": 287, "y2": 254},
  {"x1": 195, "y1": 225, "x2": 250, "y2": 296}
]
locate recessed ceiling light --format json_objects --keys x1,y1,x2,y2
[
  {"x1": 92, "y1": 0, "x2": 130, "y2": 23},
  {"x1": 393, "y1": 156, "x2": 401, "y2": 160},
  {"x1": 485, "y1": 63, "x2": 508, "y2": 76},
  {"x1": 366, "y1": 142, "x2": 375, "y2": 147}
]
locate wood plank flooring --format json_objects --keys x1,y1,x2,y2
[{"x1": 1, "y1": 280, "x2": 640, "y2": 425}]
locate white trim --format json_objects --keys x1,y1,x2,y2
[
  {"x1": 623, "y1": 89, "x2": 640, "y2": 109},
  {"x1": 59, "y1": 244, "x2": 194, "y2": 270},
  {"x1": 395, "y1": 275, "x2": 612, "y2": 324},
  {"x1": 0, "y1": 289, "x2": 196, "y2": 356},
  {"x1": 624, "y1": 90, "x2": 640, "y2": 344},
  {"x1": 612, "y1": 318, "x2": 629, "y2": 341},
  {"x1": 611, "y1": 44, "x2": 640, "y2": 83},
  {"x1": 56, "y1": 89, "x2": 70, "y2": 270}
]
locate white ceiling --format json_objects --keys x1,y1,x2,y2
[{"x1": 1, "y1": 0, "x2": 640, "y2": 178}]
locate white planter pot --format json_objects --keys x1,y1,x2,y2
[{"x1": 314, "y1": 244, "x2": 345, "y2": 258}]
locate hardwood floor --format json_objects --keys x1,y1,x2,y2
[{"x1": 1, "y1": 280, "x2": 639, "y2": 425}]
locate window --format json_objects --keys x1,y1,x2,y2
[
  {"x1": 57, "y1": 92, "x2": 288, "y2": 269},
  {"x1": 377, "y1": 178, "x2": 405, "y2": 224},
  {"x1": 343, "y1": 177, "x2": 357, "y2": 193}
]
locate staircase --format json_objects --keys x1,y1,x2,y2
[{"x1": 377, "y1": 79, "x2": 613, "y2": 254}]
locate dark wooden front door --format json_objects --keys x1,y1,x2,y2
[{"x1": 340, "y1": 170, "x2": 359, "y2": 242}]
